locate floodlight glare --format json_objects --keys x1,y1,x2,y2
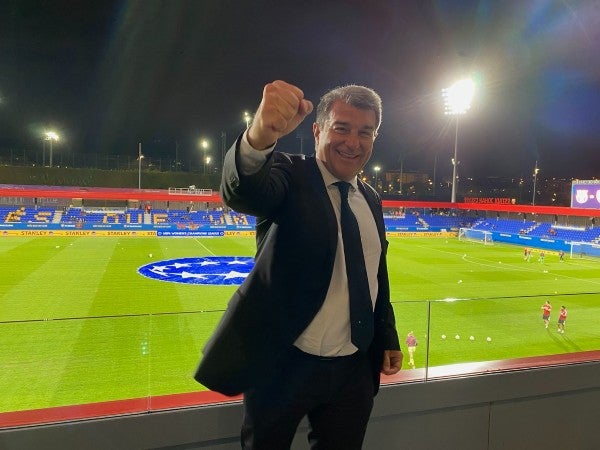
[
  {"x1": 442, "y1": 78, "x2": 475, "y2": 115},
  {"x1": 45, "y1": 131, "x2": 59, "y2": 141}
]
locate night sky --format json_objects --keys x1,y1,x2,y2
[{"x1": 1, "y1": 0, "x2": 599, "y2": 180}]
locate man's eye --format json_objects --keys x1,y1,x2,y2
[
  {"x1": 333, "y1": 126, "x2": 349, "y2": 134},
  {"x1": 360, "y1": 131, "x2": 374, "y2": 138}
]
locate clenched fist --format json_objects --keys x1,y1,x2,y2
[{"x1": 247, "y1": 80, "x2": 314, "y2": 150}]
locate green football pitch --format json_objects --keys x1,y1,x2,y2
[{"x1": 1, "y1": 236, "x2": 599, "y2": 414}]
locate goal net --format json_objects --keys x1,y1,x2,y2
[
  {"x1": 569, "y1": 241, "x2": 600, "y2": 260},
  {"x1": 458, "y1": 228, "x2": 494, "y2": 245}
]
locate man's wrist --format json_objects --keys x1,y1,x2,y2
[
  {"x1": 237, "y1": 131, "x2": 274, "y2": 176},
  {"x1": 243, "y1": 130, "x2": 275, "y2": 152},
  {"x1": 247, "y1": 128, "x2": 276, "y2": 150}
]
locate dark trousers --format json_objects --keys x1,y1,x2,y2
[{"x1": 241, "y1": 347, "x2": 374, "y2": 450}]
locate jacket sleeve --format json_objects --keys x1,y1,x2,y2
[
  {"x1": 384, "y1": 301, "x2": 401, "y2": 351},
  {"x1": 220, "y1": 135, "x2": 293, "y2": 218}
]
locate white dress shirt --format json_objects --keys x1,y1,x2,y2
[{"x1": 238, "y1": 132, "x2": 381, "y2": 356}]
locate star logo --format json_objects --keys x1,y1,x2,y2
[{"x1": 138, "y1": 256, "x2": 254, "y2": 285}]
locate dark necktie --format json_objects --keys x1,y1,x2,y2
[{"x1": 335, "y1": 181, "x2": 374, "y2": 352}]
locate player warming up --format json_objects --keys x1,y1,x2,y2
[
  {"x1": 557, "y1": 306, "x2": 567, "y2": 333},
  {"x1": 406, "y1": 331, "x2": 418, "y2": 368},
  {"x1": 541, "y1": 300, "x2": 552, "y2": 329}
]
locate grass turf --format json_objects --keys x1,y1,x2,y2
[{"x1": 1, "y1": 236, "x2": 599, "y2": 413}]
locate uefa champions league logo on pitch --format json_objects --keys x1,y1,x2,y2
[{"x1": 138, "y1": 256, "x2": 254, "y2": 285}]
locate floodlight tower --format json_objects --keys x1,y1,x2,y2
[
  {"x1": 243, "y1": 111, "x2": 252, "y2": 128},
  {"x1": 199, "y1": 138, "x2": 210, "y2": 174},
  {"x1": 442, "y1": 78, "x2": 475, "y2": 203},
  {"x1": 137, "y1": 143, "x2": 144, "y2": 189},
  {"x1": 532, "y1": 161, "x2": 539, "y2": 206},
  {"x1": 44, "y1": 131, "x2": 59, "y2": 168}
]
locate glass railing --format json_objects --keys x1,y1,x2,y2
[{"x1": 1, "y1": 294, "x2": 599, "y2": 428}]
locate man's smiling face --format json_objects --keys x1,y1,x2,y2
[{"x1": 313, "y1": 101, "x2": 377, "y2": 182}]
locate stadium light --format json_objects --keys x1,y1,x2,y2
[
  {"x1": 199, "y1": 138, "x2": 210, "y2": 174},
  {"x1": 138, "y1": 143, "x2": 144, "y2": 189},
  {"x1": 44, "y1": 131, "x2": 59, "y2": 168},
  {"x1": 243, "y1": 111, "x2": 252, "y2": 128},
  {"x1": 442, "y1": 78, "x2": 475, "y2": 203},
  {"x1": 374, "y1": 165, "x2": 381, "y2": 191},
  {"x1": 532, "y1": 161, "x2": 539, "y2": 206}
]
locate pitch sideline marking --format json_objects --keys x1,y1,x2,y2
[{"x1": 193, "y1": 238, "x2": 216, "y2": 256}]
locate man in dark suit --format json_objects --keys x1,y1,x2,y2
[{"x1": 195, "y1": 80, "x2": 402, "y2": 449}]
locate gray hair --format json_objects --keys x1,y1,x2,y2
[{"x1": 316, "y1": 85, "x2": 382, "y2": 132}]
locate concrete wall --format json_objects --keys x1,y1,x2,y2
[{"x1": 1, "y1": 361, "x2": 599, "y2": 450}]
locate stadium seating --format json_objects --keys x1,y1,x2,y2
[
  {"x1": 384, "y1": 213, "x2": 475, "y2": 230},
  {"x1": 2, "y1": 205, "x2": 599, "y2": 244},
  {"x1": 1, "y1": 206, "x2": 56, "y2": 223},
  {"x1": 228, "y1": 211, "x2": 256, "y2": 226},
  {"x1": 472, "y1": 218, "x2": 537, "y2": 235}
]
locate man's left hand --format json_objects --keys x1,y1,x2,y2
[{"x1": 381, "y1": 350, "x2": 403, "y2": 375}]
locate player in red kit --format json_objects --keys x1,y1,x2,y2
[
  {"x1": 541, "y1": 300, "x2": 552, "y2": 329},
  {"x1": 557, "y1": 306, "x2": 567, "y2": 333}
]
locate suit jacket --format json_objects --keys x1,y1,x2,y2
[{"x1": 195, "y1": 139, "x2": 400, "y2": 396}]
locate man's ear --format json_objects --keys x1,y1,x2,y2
[{"x1": 312, "y1": 122, "x2": 320, "y2": 143}]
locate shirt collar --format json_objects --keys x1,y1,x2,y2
[{"x1": 315, "y1": 157, "x2": 359, "y2": 191}]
